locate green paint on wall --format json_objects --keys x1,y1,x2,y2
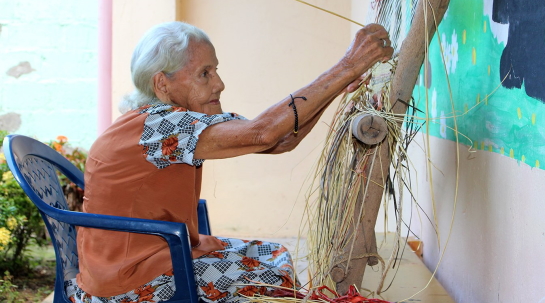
[{"x1": 413, "y1": 0, "x2": 545, "y2": 169}]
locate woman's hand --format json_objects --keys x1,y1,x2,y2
[
  {"x1": 191, "y1": 234, "x2": 227, "y2": 258},
  {"x1": 344, "y1": 72, "x2": 372, "y2": 94},
  {"x1": 342, "y1": 24, "x2": 394, "y2": 78}
]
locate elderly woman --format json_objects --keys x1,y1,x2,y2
[{"x1": 67, "y1": 21, "x2": 392, "y2": 302}]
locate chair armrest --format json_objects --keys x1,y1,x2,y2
[{"x1": 42, "y1": 206, "x2": 198, "y2": 302}]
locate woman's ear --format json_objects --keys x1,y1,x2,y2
[{"x1": 152, "y1": 72, "x2": 170, "y2": 102}]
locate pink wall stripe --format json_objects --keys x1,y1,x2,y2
[{"x1": 97, "y1": 0, "x2": 112, "y2": 135}]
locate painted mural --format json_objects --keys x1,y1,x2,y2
[{"x1": 413, "y1": 0, "x2": 545, "y2": 169}]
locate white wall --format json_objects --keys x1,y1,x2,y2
[
  {"x1": 408, "y1": 135, "x2": 545, "y2": 302},
  {"x1": 0, "y1": 0, "x2": 98, "y2": 149},
  {"x1": 177, "y1": 0, "x2": 353, "y2": 238},
  {"x1": 111, "y1": 0, "x2": 176, "y2": 121}
]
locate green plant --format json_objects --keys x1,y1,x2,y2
[
  {"x1": 48, "y1": 135, "x2": 86, "y2": 172},
  {"x1": 47, "y1": 135, "x2": 87, "y2": 212},
  {"x1": 0, "y1": 271, "x2": 20, "y2": 303},
  {"x1": 0, "y1": 135, "x2": 48, "y2": 274},
  {"x1": 35, "y1": 286, "x2": 53, "y2": 300}
]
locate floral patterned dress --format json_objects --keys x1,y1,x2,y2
[{"x1": 66, "y1": 237, "x2": 299, "y2": 303}]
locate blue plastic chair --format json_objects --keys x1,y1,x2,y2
[{"x1": 3, "y1": 134, "x2": 210, "y2": 303}]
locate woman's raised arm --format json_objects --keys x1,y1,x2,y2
[{"x1": 194, "y1": 24, "x2": 393, "y2": 160}]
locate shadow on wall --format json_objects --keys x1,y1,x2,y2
[
  {"x1": 6, "y1": 61, "x2": 36, "y2": 79},
  {"x1": 3, "y1": 61, "x2": 32, "y2": 134},
  {"x1": 0, "y1": 113, "x2": 21, "y2": 133}
]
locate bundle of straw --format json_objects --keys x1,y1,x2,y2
[
  {"x1": 288, "y1": 0, "x2": 455, "y2": 300},
  {"x1": 302, "y1": 58, "x2": 422, "y2": 294}
]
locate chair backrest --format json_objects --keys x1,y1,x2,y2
[
  {"x1": 5, "y1": 135, "x2": 208, "y2": 303},
  {"x1": 3, "y1": 135, "x2": 84, "y2": 298}
]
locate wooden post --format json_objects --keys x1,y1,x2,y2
[{"x1": 332, "y1": 0, "x2": 451, "y2": 295}]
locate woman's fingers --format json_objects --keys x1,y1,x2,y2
[
  {"x1": 376, "y1": 35, "x2": 393, "y2": 62},
  {"x1": 345, "y1": 80, "x2": 360, "y2": 93},
  {"x1": 364, "y1": 25, "x2": 393, "y2": 62},
  {"x1": 343, "y1": 24, "x2": 394, "y2": 76},
  {"x1": 345, "y1": 73, "x2": 371, "y2": 93}
]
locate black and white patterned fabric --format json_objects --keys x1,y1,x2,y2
[
  {"x1": 66, "y1": 237, "x2": 299, "y2": 303},
  {"x1": 65, "y1": 272, "x2": 176, "y2": 303},
  {"x1": 138, "y1": 104, "x2": 246, "y2": 168},
  {"x1": 194, "y1": 237, "x2": 299, "y2": 302}
]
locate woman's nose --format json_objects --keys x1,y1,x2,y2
[{"x1": 214, "y1": 74, "x2": 225, "y2": 93}]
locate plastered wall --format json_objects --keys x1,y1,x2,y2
[
  {"x1": 111, "y1": 0, "x2": 176, "y2": 123},
  {"x1": 407, "y1": 0, "x2": 545, "y2": 301},
  {"x1": 0, "y1": 0, "x2": 98, "y2": 149},
  {"x1": 177, "y1": 0, "x2": 353, "y2": 238},
  {"x1": 408, "y1": 135, "x2": 545, "y2": 302}
]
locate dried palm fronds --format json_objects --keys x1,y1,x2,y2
[
  {"x1": 372, "y1": 0, "x2": 419, "y2": 52},
  {"x1": 275, "y1": 0, "x2": 456, "y2": 301},
  {"x1": 300, "y1": 58, "x2": 425, "y2": 295}
]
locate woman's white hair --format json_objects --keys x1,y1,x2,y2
[{"x1": 119, "y1": 21, "x2": 211, "y2": 114}]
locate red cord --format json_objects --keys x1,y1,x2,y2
[
  {"x1": 270, "y1": 285, "x2": 391, "y2": 303},
  {"x1": 309, "y1": 285, "x2": 391, "y2": 303}
]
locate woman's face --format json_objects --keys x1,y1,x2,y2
[{"x1": 164, "y1": 41, "x2": 225, "y2": 115}]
